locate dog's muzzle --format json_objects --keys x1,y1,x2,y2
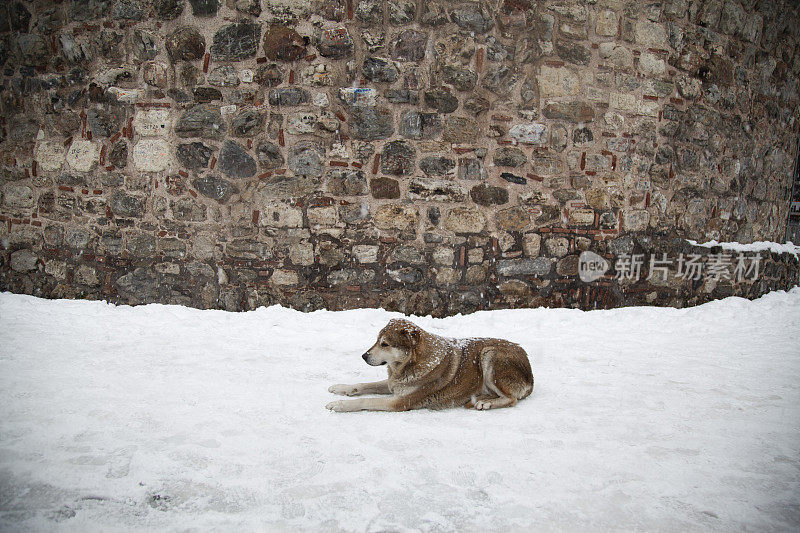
[{"x1": 362, "y1": 353, "x2": 386, "y2": 366}]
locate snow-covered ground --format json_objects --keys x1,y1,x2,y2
[{"x1": 1, "y1": 290, "x2": 799, "y2": 532}]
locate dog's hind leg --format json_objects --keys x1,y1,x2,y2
[
  {"x1": 474, "y1": 348, "x2": 528, "y2": 410},
  {"x1": 328, "y1": 379, "x2": 390, "y2": 396}
]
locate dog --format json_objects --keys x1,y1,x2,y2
[{"x1": 326, "y1": 318, "x2": 534, "y2": 412}]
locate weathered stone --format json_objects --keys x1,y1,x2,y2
[
  {"x1": 509, "y1": 123, "x2": 547, "y2": 144},
  {"x1": 486, "y1": 36, "x2": 515, "y2": 61},
  {"x1": 349, "y1": 107, "x2": 394, "y2": 140},
  {"x1": 223, "y1": 239, "x2": 267, "y2": 260},
  {"x1": 266, "y1": 0, "x2": 312, "y2": 22},
  {"x1": 634, "y1": 19, "x2": 667, "y2": 48},
  {"x1": 370, "y1": 177, "x2": 400, "y2": 199},
  {"x1": 409, "y1": 178, "x2": 466, "y2": 202},
  {"x1": 392, "y1": 29, "x2": 428, "y2": 61},
  {"x1": 189, "y1": 0, "x2": 219, "y2": 16},
  {"x1": 35, "y1": 141, "x2": 65, "y2": 172},
  {"x1": 262, "y1": 25, "x2": 307, "y2": 61},
  {"x1": 353, "y1": 244, "x2": 379, "y2": 264},
  {"x1": 569, "y1": 208, "x2": 595, "y2": 226},
  {"x1": 328, "y1": 169, "x2": 367, "y2": 196},
  {"x1": 389, "y1": 0, "x2": 415, "y2": 23},
  {"x1": 458, "y1": 158, "x2": 487, "y2": 181},
  {"x1": 443, "y1": 116, "x2": 478, "y2": 144},
  {"x1": 192, "y1": 175, "x2": 239, "y2": 202},
  {"x1": 288, "y1": 141, "x2": 325, "y2": 178},
  {"x1": 545, "y1": 237, "x2": 569, "y2": 257},
  {"x1": 259, "y1": 203, "x2": 303, "y2": 228},
  {"x1": 111, "y1": 191, "x2": 145, "y2": 218},
  {"x1": 211, "y1": 21, "x2": 260, "y2": 60},
  {"x1": 419, "y1": 156, "x2": 455, "y2": 176},
  {"x1": 363, "y1": 57, "x2": 399, "y2": 82},
  {"x1": 441, "y1": 64, "x2": 478, "y2": 91},
  {"x1": 193, "y1": 87, "x2": 222, "y2": 103},
  {"x1": 16, "y1": 33, "x2": 48, "y2": 67},
  {"x1": 166, "y1": 27, "x2": 205, "y2": 62},
  {"x1": 355, "y1": 0, "x2": 383, "y2": 24},
  {"x1": 496, "y1": 206, "x2": 531, "y2": 231},
  {"x1": 494, "y1": 147, "x2": 527, "y2": 167},
  {"x1": 399, "y1": 111, "x2": 441, "y2": 140},
  {"x1": 523, "y1": 233, "x2": 541, "y2": 256},
  {"x1": 482, "y1": 64, "x2": 519, "y2": 94},
  {"x1": 596, "y1": 9, "x2": 619, "y2": 36},
  {"x1": 451, "y1": 4, "x2": 494, "y2": 33},
  {"x1": 172, "y1": 198, "x2": 207, "y2": 221},
  {"x1": 86, "y1": 109, "x2": 120, "y2": 139},
  {"x1": 285, "y1": 111, "x2": 317, "y2": 135},
  {"x1": 339, "y1": 87, "x2": 377, "y2": 107},
  {"x1": 175, "y1": 104, "x2": 226, "y2": 138},
  {"x1": 208, "y1": 65, "x2": 240, "y2": 87},
  {"x1": 381, "y1": 141, "x2": 415, "y2": 176},
  {"x1": 623, "y1": 209, "x2": 650, "y2": 231},
  {"x1": 155, "y1": 0, "x2": 184, "y2": 19},
  {"x1": 132, "y1": 139, "x2": 171, "y2": 172},
  {"x1": 424, "y1": 89, "x2": 459, "y2": 114},
  {"x1": 130, "y1": 29, "x2": 158, "y2": 62},
  {"x1": 256, "y1": 141, "x2": 284, "y2": 169},
  {"x1": 497, "y1": 257, "x2": 553, "y2": 277},
  {"x1": 599, "y1": 43, "x2": 633, "y2": 69},
  {"x1": 530, "y1": 155, "x2": 563, "y2": 175},
  {"x1": 10, "y1": 250, "x2": 38, "y2": 272},
  {"x1": 444, "y1": 206, "x2": 486, "y2": 234},
  {"x1": 556, "y1": 41, "x2": 591, "y2": 65},
  {"x1": 176, "y1": 142, "x2": 214, "y2": 170},
  {"x1": 2, "y1": 184, "x2": 34, "y2": 208},
  {"x1": 133, "y1": 109, "x2": 170, "y2": 137},
  {"x1": 66, "y1": 140, "x2": 99, "y2": 172},
  {"x1": 231, "y1": 109, "x2": 263, "y2": 136},
  {"x1": 218, "y1": 140, "x2": 256, "y2": 179},
  {"x1": 142, "y1": 61, "x2": 169, "y2": 88},
  {"x1": 640, "y1": 51, "x2": 666, "y2": 76},
  {"x1": 255, "y1": 64, "x2": 284, "y2": 87},
  {"x1": 114, "y1": 0, "x2": 143, "y2": 19},
  {"x1": 374, "y1": 204, "x2": 418, "y2": 231},
  {"x1": 470, "y1": 184, "x2": 508, "y2": 206},
  {"x1": 317, "y1": 27, "x2": 354, "y2": 59},
  {"x1": 556, "y1": 255, "x2": 580, "y2": 276},
  {"x1": 268, "y1": 87, "x2": 310, "y2": 106},
  {"x1": 109, "y1": 141, "x2": 128, "y2": 168},
  {"x1": 257, "y1": 172, "x2": 319, "y2": 198},
  {"x1": 543, "y1": 101, "x2": 595, "y2": 122}
]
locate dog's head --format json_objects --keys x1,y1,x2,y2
[{"x1": 362, "y1": 318, "x2": 421, "y2": 367}]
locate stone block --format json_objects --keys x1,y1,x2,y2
[
  {"x1": 133, "y1": 139, "x2": 171, "y2": 172},
  {"x1": 133, "y1": 109, "x2": 171, "y2": 137},
  {"x1": 65, "y1": 140, "x2": 99, "y2": 172},
  {"x1": 496, "y1": 257, "x2": 553, "y2": 277},
  {"x1": 444, "y1": 206, "x2": 486, "y2": 234}
]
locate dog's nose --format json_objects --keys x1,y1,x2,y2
[{"x1": 362, "y1": 353, "x2": 369, "y2": 362}]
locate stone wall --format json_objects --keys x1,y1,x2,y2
[{"x1": 0, "y1": 0, "x2": 798, "y2": 315}]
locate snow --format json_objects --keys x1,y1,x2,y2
[
  {"x1": 1, "y1": 289, "x2": 800, "y2": 532},
  {"x1": 686, "y1": 239, "x2": 800, "y2": 258}
]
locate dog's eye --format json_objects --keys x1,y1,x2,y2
[{"x1": 380, "y1": 341, "x2": 389, "y2": 347}]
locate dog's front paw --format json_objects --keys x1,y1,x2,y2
[
  {"x1": 326, "y1": 400, "x2": 349, "y2": 412},
  {"x1": 328, "y1": 384, "x2": 359, "y2": 396},
  {"x1": 474, "y1": 400, "x2": 492, "y2": 410}
]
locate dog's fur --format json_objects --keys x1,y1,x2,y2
[{"x1": 326, "y1": 318, "x2": 534, "y2": 412}]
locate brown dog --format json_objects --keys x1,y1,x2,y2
[{"x1": 326, "y1": 318, "x2": 534, "y2": 412}]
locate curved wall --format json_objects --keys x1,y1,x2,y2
[{"x1": 1, "y1": 0, "x2": 798, "y2": 314}]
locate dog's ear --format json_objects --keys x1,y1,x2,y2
[{"x1": 400, "y1": 322, "x2": 421, "y2": 347}]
